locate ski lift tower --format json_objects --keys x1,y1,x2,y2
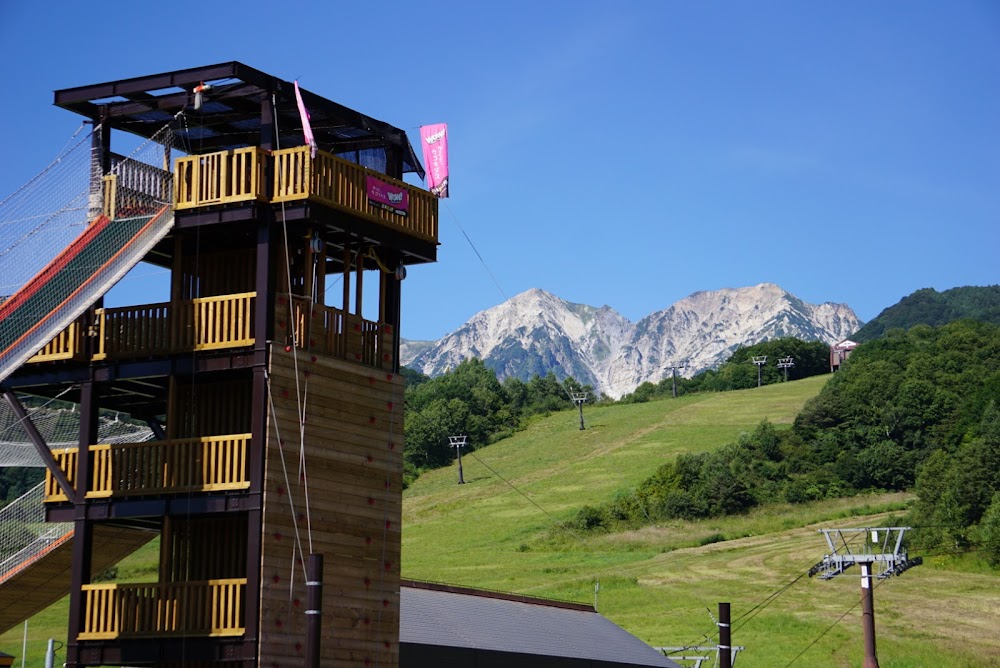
[
  {"x1": 808, "y1": 527, "x2": 922, "y2": 668},
  {"x1": 570, "y1": 391, "x2": 588, "y2": 430},
  {"x1": 751, "y1": 356, "x2": 767, "y2": 387},
  {"x1": 776, "y1": 356, "x2": 794, "y2": 381}
]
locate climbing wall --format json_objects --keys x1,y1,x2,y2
[{"x1": 260, "y1": 345, "x2": 404, "y2": 667}]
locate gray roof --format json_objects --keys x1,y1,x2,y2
[{"x1": 401, "y1": 581, "x2": 680, "y2": 668}]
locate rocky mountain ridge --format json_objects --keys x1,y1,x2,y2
[{"x1": 401, "y1": 283, "x2": 861, "y2": 398}]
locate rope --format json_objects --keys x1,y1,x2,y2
[
  {"x1": 272, "y1": 94, "x2": 314, "y2": 556},
  {"x1": 264, "y1": 370, "x2": 308, "y2": 583}
]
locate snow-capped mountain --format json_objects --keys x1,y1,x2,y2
[{"x1": 403, "y1": 283, "x2": 860, "y2": 399}]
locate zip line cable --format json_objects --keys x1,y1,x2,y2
[{"x1": 442, "y1": 200, "x2": 509, "y2": 303}]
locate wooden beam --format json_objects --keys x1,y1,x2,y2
[{"x1": 2, "y1": 391, "x2": 77, "y2": 503}]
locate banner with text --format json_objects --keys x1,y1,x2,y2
[
  {"x1": 419, "y1": 123, "x2": 449, "y2": 198},
  {"x1": 366, "y1": 175, "x2": 409, "y2": 216}
]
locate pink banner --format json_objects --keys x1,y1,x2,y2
[
  {"x1": 294, "y1": 81, "x2": 317, "y2": 157},
  {"x1": 419, "y1": 123, "x2": 449, "y2": 198},
  {"x1": 366, "y1": 175, "x2": 409, "y2": 216}
]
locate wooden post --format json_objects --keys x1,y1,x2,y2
[{"x1": 66, "y1": 381, "x2": 98, "y2": 668}]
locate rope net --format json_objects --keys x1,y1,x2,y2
[
  {"x1": 0, "y1": 482, "x2": 71, "y2": 584},
  {"x1": 0, "y1": 119, "x2": 181, "y2": 385},
  {"x1": 0, "y1": 394, "x2": 154, "y2": 468}
]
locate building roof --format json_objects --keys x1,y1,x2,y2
[
  {"x1": 400, "y1": 580, "x2": 680, "y2": 668},
  {"x1": 53, "y1": 61, "x2": 424, "y2": 177}
]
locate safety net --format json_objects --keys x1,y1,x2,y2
[{"x1": 0, "y1": 120, "x2": 180, "y2": 384}]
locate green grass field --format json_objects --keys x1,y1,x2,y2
[
  {"x1": 4, "y1": 375, "x2": 999, "y2": 666},
  {"x1": 402, "y1": 376, "x2": 1000, "y2": 667}
]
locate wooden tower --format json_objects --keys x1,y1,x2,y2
[{"x1": 3, "y1": 62, "x2": 437, "y2": 667}]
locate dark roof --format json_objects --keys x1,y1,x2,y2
[
  {"x1": 400, "y1": 580, "x2": 680, "y2": 668},
  {"x1": 53, "y1": 61, "x2": 424, "y2": 177}
]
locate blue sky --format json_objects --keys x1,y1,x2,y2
[{"x1": 1, "y1": 1, "x2": 997, "y2": 341}]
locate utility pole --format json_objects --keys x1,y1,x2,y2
[
  {"x1": 809, "y1": 527, "x2": 922, "y2": 668},
  {"x1": 751, "y1": 356, "x2": 767, "y2": 387},
  {"x1": 448, "y1": 435, "x2": 467, "y2": 484},
  {"x1": 663, "y1": 363, "x2": 686, "y2": 398},
  {"x1": 777, "y1": 356, "x2": 794, "y2": 382},
  {"x1": 570, "y1": 391, "x2": 588, "y2": 430},
  {"x1": 719, "y1": 602, "x2": 732, "y2": 668}
]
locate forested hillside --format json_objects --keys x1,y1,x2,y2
[
  {"x1": 575, "y1": 320, "x2": 1000, "y2": 564},
  {"x1": 852, "y1": 285, "x2": 1000, "y2": 342}
]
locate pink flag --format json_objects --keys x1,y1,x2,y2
[
  {"x1": 294, "y1": 80, "x2": 317, "y2": 158},
  {"x1": 419, "y1": 123, "x2": 449, "y2": 198}
]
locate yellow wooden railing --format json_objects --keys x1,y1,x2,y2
[
  {"x1": 93, "y1": 292, "x2": 255, "y2": 360},
  {"x1": 27, "y1": 320, "x2": 84, "y2": 362},
  {"x1": 287, "y1": 296, "x2": 394, "y2": 369},
  {"x1": 44, "y1": 434, "x2": 251, "y2": 502},
  {"x1": 272, "y1": 146, "x2": 438, "y2": 242},
  {"x1": 80, "y1": 578, "x2": 246, "y2": 639},
  {"x1": 174, "y1": 147, "x2": 266, "y2": 210},
  {"x1": 102, "y1": 174, "x2": 118, "y2": 219}
]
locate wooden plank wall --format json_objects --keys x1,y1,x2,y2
[
  {"x1": 260, "y1": 346, "x2": 404, "y2": 668},
  {"x1": 172, "y1": 378, "x2": 252, "y2": 439}
]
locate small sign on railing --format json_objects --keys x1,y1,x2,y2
[{"x1": 365, "y1": 175, "x2": 409, "y2": 217}]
